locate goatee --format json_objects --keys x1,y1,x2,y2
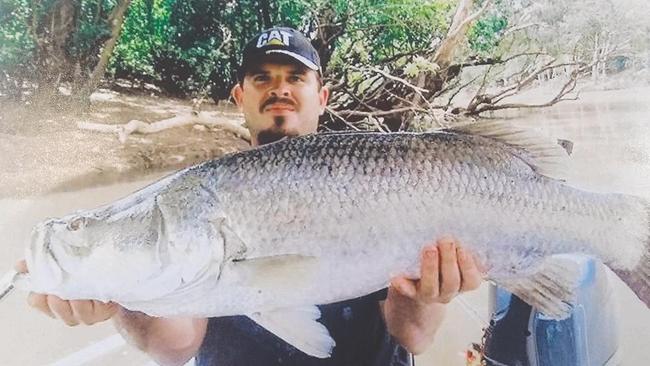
[{"x1": 257, "y1": 128, "x2": 298, "y2": 146}]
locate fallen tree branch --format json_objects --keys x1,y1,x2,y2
[
  {"x1": 472, "y1": 93, "x2": 579, "y2": 113},
  {"x1": 451, "y1": 52, "x2": 548, "y2": 70},
  {"x1": 502, "y1": 22, "x2": 543, "y2": 37},
  {"x1": 445, "y1": 74, "x2": 482, "y2": 110},
  {"x1": 489, "y1": 61, "x2": 584, "y2": 105},
  {"x1": 337, "y1": 106, "x2": 431, "y2": 118},
  {"x1": 361, "y1": 66, "x2": 429, "y2": 93},
  {"x1": 324, "y1": 106, "x2": 362, "y2": 131},
  {"x1": 78, "y1": 111, "x2": 250, "y2": 143},
  {"x1": 471, "y1": 67, "x2": 582, "y2": 115}
]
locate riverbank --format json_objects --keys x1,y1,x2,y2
[{"x1": 0, "y1": 88, "x2": 250, "y2": 198}]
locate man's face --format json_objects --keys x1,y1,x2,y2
[{"x1": 232, "y1": 57, "x2": 329, "y2": 146}]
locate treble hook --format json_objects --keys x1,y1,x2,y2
[{"x1": 0, "y1": 270, "x2": 24, "y2": 303}]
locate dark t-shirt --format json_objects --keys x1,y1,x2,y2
[{"x1": 195, "y1": 290, "x2": 413, "y2": 366}]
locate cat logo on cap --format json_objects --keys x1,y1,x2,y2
[{"x1": 256, "y1": 29, "x2": 293, "y2": 48}]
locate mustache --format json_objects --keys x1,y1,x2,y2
[{"x1": 260, "y1": 96, "x2": 296, "y2": 112}]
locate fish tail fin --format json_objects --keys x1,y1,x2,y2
[{"x1": 611, "y1": 205, "x2": 650, "y2": 308}]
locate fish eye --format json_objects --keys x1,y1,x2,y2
[{"x1": 66, "y1": 217, "x2": 87, "y2": 231}]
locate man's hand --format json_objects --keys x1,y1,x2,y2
[
  {"x1": 15, "y1": 259, "x2": 206, "y2": 365},
  {"x1": 14, "y1": 260, "x2": 118, "y2": 326},
  {"x1": 382, "y1": 236, "x2": 483, "y2": 354},
  {"x1": 390, "y1": 236, "x2": 483, "y2": 303}
]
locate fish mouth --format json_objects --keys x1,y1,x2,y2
[{"x1": 26, "y1": 222, "x2": 64, "y2": 291}]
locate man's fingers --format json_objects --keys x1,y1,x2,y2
[
  {"x1": 27, "y1": 293, "x2": 55, "y2": 318},
  {"x1": 14, "y1": 260, "x2": 28, "y2": 274},
  {"x1": 91, "y1": 301, "x2": 119, "y2": 323},
  {"x1": 17, "y1": 259, "x2": 112, "y2": 326},
  {"x1": 437, "y1": 238, "x2": 461, "y2": 303},
  {"x1": 458, "y1": 248, "x2": 483, "y2": 292},
  {"x1": 28, "y1": 295, "x2": 116, "y2": 325},
  {"x1": 70, "y1": 300, "x2": 96, "y2": 325},
  {"x1": 390, "y1": 276, "x2": 417, "y2": 298},
  {"x1": 47, "y1": 296, "x2": 79, "y2": 326},
  {"x1": 417, "y1": 244, "x2": 439, "y2": 302}
]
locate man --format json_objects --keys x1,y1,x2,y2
[{"x1": 17, "y1": 27, "x2": 483, "y2": 365}]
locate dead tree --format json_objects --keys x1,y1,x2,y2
[
  {"x1": 323, "y1": 0, "x2": 611, "y2": 130},
  {"x1": 323, "y1": 0, "x2": 491, "y2": 131},
  {"x1": 461, "y1": 58, "x2": 588, "y2": 115}
]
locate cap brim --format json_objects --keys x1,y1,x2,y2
[{"x1": 265, "y1": 50, "x2": 320, "y2": 71}]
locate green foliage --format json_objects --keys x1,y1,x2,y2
[
  {"x1": 157, "y1": 0, "x2": 238, "y2": 98},
  {"x1": 111, "y1": 0, "x2": 320, "y2": 98},
  {"x1": 1, "y1": 0, "x2": 124, "y2": 99},
  {"x1": 108, "y1": 0, "x2": 458, "y2": 99},
  {"x1": 467, "y1": 0, "x2": 509, "y2": 55},
  {"x1": 274, "y1": 0, "x2": 311, "y2": 28},
  {"x1": 328, "y1": 0, "x2": 454, "y2": 73},
  {"x1": 110, "y1": 0, "x2": 173, "y2": 81},
  {"x1": 0, "y1": 0, "x2": 518, "y2": 102},
  {"x1": 0, "y1": 0, "x2": 35, "y2": 78},
  {"x1": 468, "y1": 14, "x2": 508, "y2": 54},
  {"x1": 403, "y1": 56, "x2": 439, "y2": 78},
  {"x1": 70, "y1": 1, "x2": 112, "y2": 59}
]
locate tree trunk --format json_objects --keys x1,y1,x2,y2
[
  {"x1": 77, "y1": 0, "x2": 132, "y2": 101},
  {"x1": 414, "y1": 0, "x2": 489, "y2": 100},
  {"x1": 600, "y1": 36, "x2": 610, "y2": 79},
  {"x1": 432, "y1": 0, "x2": 475, "y2": 71},
  {"x1": 592, "y1": 35, "x2": 599, "y2": 82},
  {"x1": 312, "y1": 5, "x2": 345, "y2": 74}
]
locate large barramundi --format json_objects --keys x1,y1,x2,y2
[{"x1": 11, "y1": 123, "x2": 650, "y2": 358}]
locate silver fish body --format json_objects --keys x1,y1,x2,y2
[{"x1": 22, "y1": 126, "x2": 650, "y2": 357}]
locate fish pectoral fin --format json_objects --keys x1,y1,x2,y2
[
  {"x1": 214, "y1": 218, "x2": 248, "y2": 260},
  {"x1": 230, "y1": 254, "x2": 319, "y2": 292},
  {"x1": 495, "y1": 255, "x2": 583, "y2": 320},
  {"x1": 248, "y1": 306, "x2": 336, "y2": 358}
]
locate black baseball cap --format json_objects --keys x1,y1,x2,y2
[{"x1": 238, "y1": 27, "x2": 321, "y2": 80}]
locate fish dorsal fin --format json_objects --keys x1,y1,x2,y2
[
  {"x1": 249, "y1": 306, "x2": 336, "y2": 358},
  {"x1": 494, "y1": 255, "x2": 584, "y2": 319},
  {"x1": 445, "y1": 121, "x2": 571, "y2": 181}
]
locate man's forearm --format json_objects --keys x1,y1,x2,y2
[
  {"x1": 113, "y1": 307, "x2": 207, "y2": 366},
  {"x1": 113, "y1": 307, "x2": 156, "y2": 351},
  {"x1": 381, "y1": 288, "x2": 447, "y2": 354}
]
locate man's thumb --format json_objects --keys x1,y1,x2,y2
[{"x1": 14, "y1": 260, "x2": 28, "y2": 274}]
